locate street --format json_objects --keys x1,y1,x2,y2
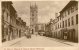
[
  {"x1": 2, "y1": 1, "x2": 78, "y2": 48},
  {"x1": 10, "y1": 35, "x2": 77, "y2": 47}
]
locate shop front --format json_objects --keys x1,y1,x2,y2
[
  {"x1": 61, "y1": 28, "x2": 69, "y2": 40},
  {"x1": 2, "y1": 23, "x2": 8, "y2": 42},
  {"x1": 61, "y1": 28, "x2": 76, "y2": 42},
  {"x1": 68, "y1": 29, "x2": 76, "y2": 42}
]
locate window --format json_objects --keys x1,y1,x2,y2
[
  {"x1": 76, "y1": 14, "x2": 78, "y2": 24},
  {"x1": 61, "y1": 14, "x2": 64, "y2": 18},
  {"x1": 58, "y1": 23, "x2": 59, "y2": 29},
  {"x1": 68, "y1": 9, "x2": 70, "y2": 15},
  {"x1": 71, "y1": 16, "x2": 74, "y2": 25},
  {"x1": 55, "y1": 25, "x2": 57, "y2": 29},
  {"x1": 63, "y1": 21, "x2": 64, "y2": 28},
  {"x1": 32, "y1": 13, "x2": 34, "y2": 16},
  {"x1": 63, "y1": 12, "x2": 65, "y2": 18},
  {"x1": 57, "y1": 24, "x2": 58, "y2": 29},
  {"x1": 56, "y1": 25, "x2": 58, "y2": 29},
  {"x1": 7, "y1": 4, "x2": 9, "y2": 10},
  {"x1": 6, "y1": 28, "x2": 8, "y2": 35},
  {"x1": 60, "y1": 16, "x2": 61, "y2": 20},
  {"x1": 58, "y1": 17, "x2": 59, "y2": 21},
  {"x1": 65, "y1": 20, "x2": 67, "y2": 27},
  {"x1": 58, "y1": 17, "x2": 60, "y2": 21},
  {"x1": 60, "y1": 23, "x2": 61, "y2": 28},
  {"x1": 65, "y1": 11, "x2": 66, "y2": 17},
  {"x1": 71, "y1": 6, "x2": 74, "y2": 13},
  {"x1": 6, "y1": 12, "x2": 8, "y2": 21},
  {"x1": 75, "y1": 4, "x2": 78, "y2": 10},
  {"x1": 68, "y1": 18, "x2": 70, "y2": 26}
]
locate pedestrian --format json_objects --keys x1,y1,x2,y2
[
  {"x1": 24, "y1": 30, "x2": 28, "y2": 38},
  {"x1": 26, "y1": 29, "x2": 31, "y2": 39},
  {"x1": 35, "y1": 32, "x2": 38, "y2": 36}
]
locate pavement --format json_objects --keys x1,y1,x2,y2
[
  {"x1": 44, "y1": 36, "x2": 78, "y2": 46},
  {"x1": 2, "y1": 37, "x2": 25, "y2": 47},
  {"x1": 2, "y1": 35, "x2": 78, "y2": 47}
]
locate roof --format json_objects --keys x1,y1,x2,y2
[
  {"x1": 60, "y1": 1, "x2": 78, "y2": 13},
  {"x1": 10, "y1": 4, "x2": 17, "y2": 13},
  {"x1": 2, "y1": 1, "x2": 13, "y2": 4}
]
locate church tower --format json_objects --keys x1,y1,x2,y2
[{"x1": 30, "y1": 3, "x2": 38, "y2": 34}]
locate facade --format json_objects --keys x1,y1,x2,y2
[
  {"x1": 60, "y1": 1, "x2": 78, "y2": 42},
  {"x1": 37, "y1": 23, "x2": 46, "y2": 36},
  {"x1": 2, "y1": 1, "x2": 15, "y2": 42},
  {"x1": 47, "y1": 1, "x2": 78, "y2": 42},
  {"x1": 30, "y1": 3, "x2": 38, "y2": 34},
  {"x1": 52, "y1": 15, "x2": 63, "y2": 39},
  {"x1": 37, "y1": 23, "x2": 45, "y2": 31},
  {"x1": 16, "y1": 17, "x2": 26, "y2": 37},
  {"x1": 2, "y1": 1, "x2": 26, "y2": 42},
  {"x1": 45, "y1": 19, "x2": 53, "y2": 37}
]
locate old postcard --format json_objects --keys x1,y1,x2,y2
[{"x1": 0, "y1": 0, "x2": 79, "y2": 50}]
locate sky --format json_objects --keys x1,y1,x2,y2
[{"x1": 12, "y1": 0, "x2": 70, "y2": 26}]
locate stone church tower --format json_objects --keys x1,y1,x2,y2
[{"x1": 30, "y1": 3, "x2": 38, "y2": 34}]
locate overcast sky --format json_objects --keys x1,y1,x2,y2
[{"x1": 12, "y1": 0, "x2": 70, "y2": 26}]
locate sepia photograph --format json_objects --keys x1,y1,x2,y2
[{"x1": 1, "y1": 0, "x2": 79, "y2": 48}]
